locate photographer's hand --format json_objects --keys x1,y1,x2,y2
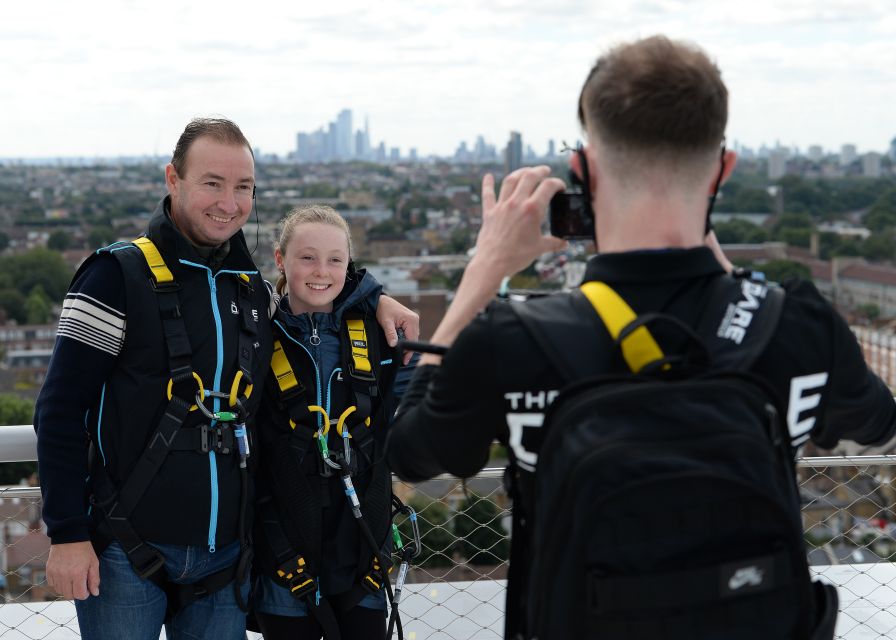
[{"x1": 420, "y1": 166, "x2": 565, "y2": 365}]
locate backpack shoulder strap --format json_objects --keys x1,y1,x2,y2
[
  {"x1": 511, "y1": 294, "x2": 602, "y2": 383},
  {"x1": 512, "y1": 283, "x2": 667, "y2": 379},
  {"x1": 578, "y1": 281, "x2": 665, "y2": 373},
  {"x1": 695, "y1": 275, "x2": 785, "y2": 371}
]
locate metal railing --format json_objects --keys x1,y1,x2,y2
[{"x1": 6, "y1": 437, "x2": 896, "y2": 638}]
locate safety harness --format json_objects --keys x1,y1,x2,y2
[
  {"x1": 89, "y1": 236, "x2": 258, "y2": 620},
  {"x1": 257, "y1": 313, "x2": 418, "y2": 640}
]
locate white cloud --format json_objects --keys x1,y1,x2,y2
[{"x1": 1, "y1": 0, "x2": 894, "y2": 157}]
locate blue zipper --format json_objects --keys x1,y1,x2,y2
[
  {"x1": 274, "y1": 319, "x2": 323, "y2": 427},
  {"x1": 180, "y1": 259, "x2": 229, "y2": 553}
]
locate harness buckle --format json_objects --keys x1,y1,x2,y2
[
  {"x1": 200, "y1": 424, "x2": 233, "y2": 454},
  {"x1": 150, "y1": 279, "x2": 181, "y2": 294},
  {"x1": 361, "y1": 556, "x2": 388, "y2": 594},
  {"x1": 130, "y1": 543, "x2": 166, "y2": 580},
  {"x1": 276, "y1": 558, "x2": 316, "y2": 600},
  {"x1": 348, "y1": 362, "x2": 377, "y2": 384}
]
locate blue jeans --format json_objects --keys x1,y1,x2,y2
[{"x1": 75, "y1": 540, "x2": 248, "y2": 640}]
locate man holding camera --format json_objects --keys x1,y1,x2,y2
[{"x1": 386, "y1": 35, "x2": 896, "y2": 638}]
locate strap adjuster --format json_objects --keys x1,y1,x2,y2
[
  {"x1": 361, "y1": 556, "x2": 389, "y2": 593},
  {"x1": 130, "y1": 543, "x2": 166, "y2": 580},
  {"x1": 348, "y1": 362, "x2": 377, "y2": 383},
  {"x1": 200, "y1": 424, "x2": 233, "y2": 454},
  {"x1": 276, "y1": 558, "x2": 316, "y2": 600}
]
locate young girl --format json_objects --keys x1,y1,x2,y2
[{"x1": 253, "y1": 205, "x2": 404, "y2": 640}]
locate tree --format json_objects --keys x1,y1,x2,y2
[
  {"x1": 755, "y1": 259, "x2": 811, "y2": 283},
  {"x1": 714, "y1": 219, "x2": 768, "y2": 244},
  {"x1": 88, "y1": 225, "x2": 117, "y2": 249},
  {"x1": 857, "y1": 303, "x2": 881, "y2": 321},
  {"x1": 0, "y1": 231, "x2": 9, "y2": 252},
  {"x1": 0, "y1": 248, "x2": 72, "y2": 301},
  {"x1": 0, "y1": 395, "x2": 37, "y2": 485},
  {"x1": 0, "y1": 289, "x2": 26, "y2": 324},
  {"x1": 861, "y1": 232, "x2": 896, "y2": 262},
  {"x1": 0, "y1": 394, "x2": 32, "y2": 425},
  {"x1": 25, "y1": 285, "x2": 52, "y2": 324},
  {"x1": 864, "y1": 187, "x2": 896, "y2": 233},
  {"x1": 454, "y1": 493, "x2": 510, "y2": 565},
  {"x1": 47, "y1": 229, "x2": 72, "y2": 251}
]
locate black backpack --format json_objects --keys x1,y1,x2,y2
[{"x1": 510, "y1": 275, "x2": 838, "y2": 640}]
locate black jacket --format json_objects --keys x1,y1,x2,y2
[
  {"x1": 388, "y1": 247, "x2": 895, "y2": 482},
  {"x1": 35, "y1": 198, "x2": 273, "y2": 548},
  {"x1": 254, "y1": 279, "x2": 400, "y2": 597}
]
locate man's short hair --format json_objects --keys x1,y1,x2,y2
[
  {"x1": 578, "y1": 36, "x2": 727, "y2": 160},
  {"x1": 171, "y1": 117, "x2": 254, "y2": 177}
]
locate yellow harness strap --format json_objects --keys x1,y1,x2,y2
[
  {"x1": 133, "y1": 237, "x2": 174, "y2": 284},
  {"x1": 271, "y1": 340, "x2": 300, "y2": 394},
  {"x1": 579, "y1": 281, "x2": 665, "y2": 373},
  {"x1": 346, "y1": 318, "x2": 372, "y2": 375}
]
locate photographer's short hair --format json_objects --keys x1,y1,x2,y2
[
  {"x1": 171, "y1": 117, "x2": 254, "y2": 177},
  {"x1": 275, "y1": 205, "x2": 353, "y2": 296},
  {"x1": 578, "y1": 36, "x2": 727, "y2": 167}
]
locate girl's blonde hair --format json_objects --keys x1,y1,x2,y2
[{"x1": 275, "y1": 205, "x2": 353, "y2": 296}]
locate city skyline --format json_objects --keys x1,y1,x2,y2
[{"x1": 3, "y1": 1, "x2": 895, "y2": 159}]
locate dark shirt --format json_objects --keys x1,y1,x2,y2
[{"x1": 387, "y1": 247, "x2": 896, "y2": 482}]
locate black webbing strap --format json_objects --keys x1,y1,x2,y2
[
  {"x1": 117, "y1": 396, "x2": 192, "y2": 511},
  {"x1": 258, "y1": 492, "x2": 342, "y2": 640},
  {"x1": 167, "y1": 423, "x2": 235, "y2": 454},
  {"x1": 588, "y1": 549, "x2": 791, "y2": 615},
  {"x1": 235, "y1": 274, "x2": 258, "y2": 396}
]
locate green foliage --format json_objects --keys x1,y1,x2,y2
[
  {"x1": 0, "y1": 394, "x2": 33, "y2": 425},
  {"x1": 302, "y1": 183, "x2": 340, "y2": 198},
  {"x1": 88, "y1": 225, "x2": 117, "y2": 249},
  {"x1": 398, "y1": 496, "x2": 455, "y2": 568},
  {"x1": 47, "y1": 229, "x2": 72, "y2": 251},
  {"x1": 0, "y1": 247, "x2": 71, "y2": 301},
  {"x1": 756, "y1": 260, "x2": 811, "y2": 283},
  {"x1": 861, "y1": 232, "x2": 896, "y2": 262},
  {"x1": 0, "y1": 395, "x2": 37, "y2": 484},
  {"x1": 718, "y1": 184, "x2": 773, "y2": 213},
  {"x1": 25, "y1": 285, "x2": 52, "y2": 324},
  {"x1": 87, "y1": 224, "x2": 118, "y2": 249},
  {"x1": 819, "y1": 233, "x2": 863, "y2": 260},
  {"x1": 864, "y1": 187, "x2": 896, "y2": 232},
  {"x1": 857, "y1": 303, "x2": 881, "y2": 321},
  {"x1": 779, "y1": 227, "x2": 811, "y2": 248},
  {"x1": 0, "y1": 289, "x2": 26, "y2": 323},
  {"x1": 773, "y1": 176, "x2": 892, "y2": 217},
  {"x1": 454, "y1": 493, "x2": 510, "y2": 565},
  {"x1": 713, "y1": 219, "x2": 768, "y2": 244},
  {"x1": 368, "y1": 219, "x2": 403, "y2": 236},
  {"x1": 0, "y1": 231, "x2": 9, "y2": 252}
]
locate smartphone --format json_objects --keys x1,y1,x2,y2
[{"x1": 549, "y1": 191, "x2": 595, "y2": 240}]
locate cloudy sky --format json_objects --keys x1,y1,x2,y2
[{"x1": 3, "y1": 0, "x2": 894, "y2": 159}]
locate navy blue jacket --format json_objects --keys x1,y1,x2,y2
[{"x1": 35, "y1": 198, "x2": 273, "y2": 548}]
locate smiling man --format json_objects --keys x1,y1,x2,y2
[{"x1": 34, "y1": 118, "x2": 419, "y2": 640}]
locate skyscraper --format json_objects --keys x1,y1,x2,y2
[
  {"x1": 840, "y1": 144, "x2": 857, "y2": 167},
  {"x1": 336, "y1": 109, "x2": 353, "y2": 159},
  {"x1": 505, "y1": 131, "x2": 522, "y2": 174}
]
